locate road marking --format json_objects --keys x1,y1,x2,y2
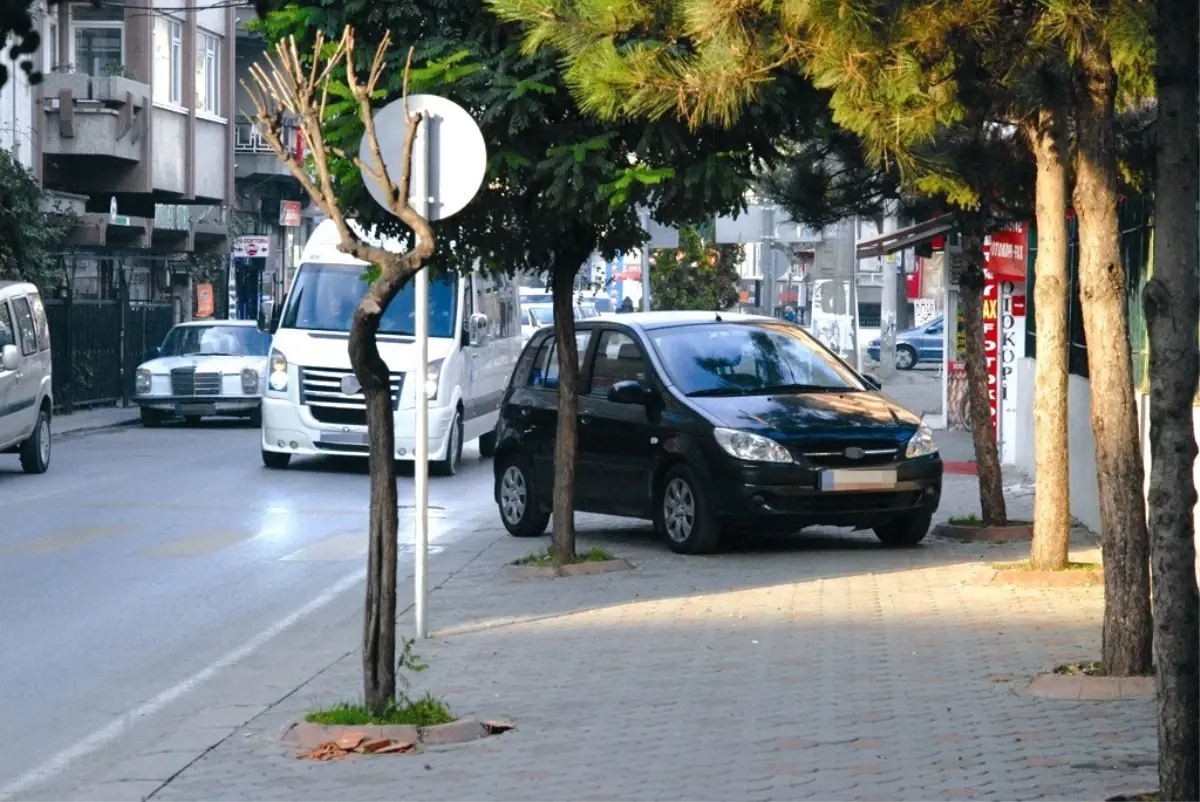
[
  {"x1": 0, "y1": 566, "x2": 367, "y2": 802},
  {"x1": 140, "y1": 530, "x2": 260, "y2": 559},
  {"x1": 280, "y1": 531, "x2": 368, "y2": 562},
  {"x1": 0, "y1": 524, "x2": 131, "y2": 556}
]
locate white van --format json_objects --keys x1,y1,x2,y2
[
  {"x1": 0, "y1": 281, "x2": 54, "y2": 474},
  {"x1": 259, "y1": 219, "x2": 522, "y2": 475}
]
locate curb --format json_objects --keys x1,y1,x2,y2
[
  {"x1": 53, "y1": 416, "x2": 141, "y2": 440},
  {"x1": 932, "y1": 522, "x2": 1033, "y2": 542},
  {"x1": 503, "y1": 557, "x2": 635, "y2": 579},
  {"x1": 280, "y1": 717, "x2": 515, "y2": 755}
]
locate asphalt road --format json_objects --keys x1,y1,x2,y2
[{"x1": 0, "y1": 420, "x2": 497, "y2": 794}]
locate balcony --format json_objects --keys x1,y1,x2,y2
[
  {"x1": 41, "y1": 72, "x2": 148, "y2": 163},
  {"x1": 234, "y1": 120, "x2": 303, "y2": 181},
  {"x1": 151, "y1": 203, "x2": 231, "y2": 254}
]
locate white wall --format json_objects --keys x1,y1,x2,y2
[{"x1": 0, "y1": 29, "x2": 39, "y2": 171}]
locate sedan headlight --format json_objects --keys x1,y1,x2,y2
[
  {"x1": 425, "y1": 358, "x2": 443, "y2": 400},
  {"x1": 268, "y1": 349, "x2": 288, "y2": 392},
  {"x1": 241, "y1": 367, "x2": 260, "y2": 395},
  {"x1": 135, "y1": 367, "x2": 151, "y2": 394},
  {"x1": 905, "y1": 421, "x2": 938, "y2": 458},
  {"x1": 713, "y1": 427, "x2": 794, "y2": 464}
]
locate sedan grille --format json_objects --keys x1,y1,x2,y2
[
  {"x1": 796, "y1": 439, "x2": 900, "y2": 468},
  {"x1": 300, "y1": 367, "x2": 404, "y2": 428},
  {"x1": 170, "y1": 367, "x2": 221, "y2": 396}
]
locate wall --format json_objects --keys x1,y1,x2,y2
[
  {"x1": 151, "y1": 107, "x2": 187, "y2": 192},
  {"x1": 0, "y1": 27, "x2": 39, "y2": 171},
  {"x1": 194, "y1": 118, "x2": 227, "y2": 199}
]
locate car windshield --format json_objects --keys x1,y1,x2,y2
[
  {"x1": 649, "y1": 322, "x2": 866, "y2": 396},
  {"x1": 577, "y1": 303, "x2": 598, "y2": 318},
  {"x1": 584, "y1": 296, "x2": 615, "y2": 313},
  {"x1": 159, "y1": 325, "x2": 271, "y2": 357},
  {"x1": 281, "y1": 263, "x2": 458, "y2": 338},
  {"x1": 521, "y1": 292, "x2": 553, "y2": 305},
  {"x1": 528, "y1": 306, "x2": 554, "y2": 326}
]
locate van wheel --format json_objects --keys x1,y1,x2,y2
[
  {"x1": 432, "y1": 411, "x2": 463, "y2": 477},
  {"x1": 20, "y1": 407, "x2": 51, "y2": 475},
  {"x1": 140, "y1": 408, "x2": 165, "y2": 428},
  {"x1": 262, "y1": 449, "x2": 291, "y2": 469},
  {"x1": 655, "y1": 464, "x2": 721, "y2": 555},
  {"x1": 478, "y1": 428, "x2": 498, "y2": 458},
  {"x1": 497, "y1": 453, "x2": 549, "y2": 537}
]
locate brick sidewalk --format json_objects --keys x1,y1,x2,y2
[{"x1": 108, "y1": 473, "x2": 1155, "y2": 802}]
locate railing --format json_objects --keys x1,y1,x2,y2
[{"x1": 234, "y1": 120, "x2": 302, "y2": 157}]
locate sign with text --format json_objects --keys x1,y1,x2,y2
[
  {"x1": 985, "y1": 222, "x2": 1029, "y2": 281},
  {"x1": 233, "y1": 235, "x2": 270, "y2": 259},
  {"x1": 279, "y1": 200, "x2": 302, "y2": 227},
  {"x1": 195, "y1": 283, "x2": 214, "y2": 318}
]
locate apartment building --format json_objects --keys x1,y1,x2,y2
[{"x1": 25, "y1": 0, "x2": 235, "y2": 306}]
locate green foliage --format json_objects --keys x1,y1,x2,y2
[
  {"x1": 305, "y1": 694, "x2": 455, "y2": 726},
  {"x1": 0, "y1": 149, "x2": 72, "y2": 288},
  {"x1": 648, "y1": 225, "x2": 741, "y2": 312}
]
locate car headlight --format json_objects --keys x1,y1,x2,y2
[
  {"x1": 713, "y1": 427, "x2": 794, "y2": 464},
  {"x1": 905, "y1": 421, "x2": 938, "y2": 458},
  {"x1": 135, "y1": 367, "x2": 151, "y2": 394},
  {"x1": 268, "y1": 349, "x2": 288, "y2": 392},
  {"x1": 425, "y1": 358, "x2": 443, "y2": 400},
  {"x1": 241, "y1": 367, "x2": 260, "y2": 394}
]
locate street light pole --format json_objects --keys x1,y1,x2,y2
[{"x1": 412, "y1": 111, "x2": 431, "y2": 639}]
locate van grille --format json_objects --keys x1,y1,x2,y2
[
  {"x1": 299, "y1": 367, "x2": 403, "y2": 428},
  {"x1": 171, "y1": 367, "x2": 221, "y2": 396}
]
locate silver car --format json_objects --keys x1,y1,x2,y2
[{"x1": 133, "y1": 319, "x2": 271, "y2": 426}]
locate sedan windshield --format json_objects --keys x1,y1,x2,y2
[
  {"x1": 282, "y1": 262, "x2": 458, "y2": 338},
  {"x1": 649, "y1": 322, "x2": 866, "y2": 396},
  {"x1": 159, "y1": 325, "x2": 271, "y2": 357}
]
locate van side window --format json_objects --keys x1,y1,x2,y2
[
  {"x1": 0, "y1": 301, "x2": 13, "y2": 349},
  {"x1": 27, "y1": 293, "x2": 50, "y2": 352},
  {"x1": 10, "y1": 296, "x2": 38, "y2": 356},
  {"x1": 527, "y1": 332, "x2": 592, "y2": 390}
]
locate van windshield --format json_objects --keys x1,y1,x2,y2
[{"x1": 281, "y1": 263, "x2": 458, "y2": 338}]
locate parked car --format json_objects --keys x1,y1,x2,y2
[
  {"x1": 867, "y1": 317, "x2": 944, "y2": 370},
  {"x1": 0, "y1": 281, "x2": 53, "y2": 474},
  {"x1": 492, "y1": 311, "x2": 942, "y2": 554},
  {"x1": 133, "y1": 320, "x2": 272, "y2": 427}
]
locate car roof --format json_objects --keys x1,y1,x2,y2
[{"x1": 171, "y1": 319, "x2": 260, "y2": 328}]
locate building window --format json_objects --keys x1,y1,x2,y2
[
  {"x1": 46, "y1": 21, "x2": 57, "y2": 71},
  {"x1": 73, "y1": 23, "x2": 123, "y2": 76},
  {"x1": 195, "y1": 31, "x2": 220, "y2": 115},
  {"x1": 153, "y1": 15, "x2": 183, "y2": 105}
]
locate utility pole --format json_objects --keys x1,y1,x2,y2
[
  {"x1": 762, "y1": 206, "x2": 778, "y2": 317},
  {"x1": 877, "y1": 213, "x2": 899, "y2": 380}
]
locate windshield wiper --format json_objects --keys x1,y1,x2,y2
[
  {"x1": 196, "y1": 352, "x2": 237, "y2": 357},
  {"x1": 754, "y1": 383, "x2": 849, "y2": 394},
  {"x1": 687, "y1": 387, "x2": 747, "y2": 397}
]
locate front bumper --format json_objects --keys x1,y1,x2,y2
[
  {"x1": 708, "y1": 454, "x2": 943, "y2": 529},
  {"x1": 260, "y1": 396, "x2": 455, "y2": 461},
  {"x1": 135, "y1": 396, "x2": 261, "y2": 415}
]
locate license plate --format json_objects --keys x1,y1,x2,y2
[
  {"x1": 819, "y1": 468, "x2": 898, "y2": 491},
  {"x1": 320, "y1": 430, "x2": 368, "y2": 446},
  {"x1": 176, "y1": 404, "x2": 216, "y2": 416}
]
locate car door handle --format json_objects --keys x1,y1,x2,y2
[
  {"x1": 517, "y1": 407, "x2": 530, "y2": 418},
  {"x1": 579, "y1": 415, "x2": 592, "y2": 425}
]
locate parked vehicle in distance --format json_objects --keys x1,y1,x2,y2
[
  {"x1": 519, "y1": 287, "x2": 553, "y2": 307},
  {"x1": 260, "y1": 218, "x2": 523, "y2": 475},
  {"x1": 493, "y1": 311, "x2": 942, "y2": 554},
  {"x1": 0, "y1": 281, "x2": 54, "y2": 474},
  {"x1": 867, "y1": 316, "x2": 944, "y2": 370},
  {"x1": 133, "y1": 320, "x2": 271, "y2": 427},
  {"x1": 521, "y1": 302, "x2": 602, "y2": 343}
]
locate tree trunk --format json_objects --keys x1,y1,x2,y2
[
  {"x1": 1073, "y1": 40, "x2": 1153, "y2": 677},
  {"x1": 959, "y1": 236, "x2": 1007, "y2": 525},
  {"x1": 550, "y1": 259, "x2": 582, "y2": 567},
  {"x1": 1145, "y1": 0, "x2": 1200, "y2": 793},
  {"x1": 1026, "y1": 113, "x2": 1072, "y2": 570}
]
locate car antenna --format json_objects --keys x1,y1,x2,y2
[{"x1": 714, "y1": 312, "x2": 723, "y2": 322}]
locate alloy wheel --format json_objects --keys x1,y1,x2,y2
[
  {"x1": 663, "y1": 477, "x2": 696, "y2": 543},
  {"x1": 38, "y1": 416, "x2": 50, "y2": 466},
  {"x1": 500, "y1": 465, "x2": 527, "y2": 525}
]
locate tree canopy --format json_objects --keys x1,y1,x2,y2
[
  {"x1": 648, "y1": 225, "x2": 741, "y2": 312},
  {"x1": 0, "y1": 148, "x2": 69, "y2": 287}
]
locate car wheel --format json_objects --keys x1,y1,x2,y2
[
  {"x1": 496, "y1": 453, "x2": 549, "y2": 537},
  {"x1": 140, "y1": 407, "x2": 165, "y2": 428},
  {"x1": 478, "y1": 428, "x2": 498, "y2": 458},
  {"x1": 896, "y1": 345, "x2": 917, "y2": 371},
  {"x1": 874, "y1": 512, "x2": 932, "y2": 547},
  {"x1": 248, "y1": 407, "x2": 263, "y2": 427},
  {"x1": 19, "y1": 407, "x2": 51, "y2": 475},
  {"x1": 656, "y1": 464, "x2": 721, "y2": 555},
  {"x1": 262, "y1": 449, "x2": 291, "y2": 469},
  {"x1": 432, "y1": 411, "x2": 463, "y2": 477}
]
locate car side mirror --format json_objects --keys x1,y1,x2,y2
[
  {"x1": 1, "y1": 343, "x2": 19, "y2": 371},
  {"x1": 607, "y1": 379, "x2": 649, "y2": 405},
  {"x1": 153, "y1": 345, "x2": 161, "y2": 356},
  {"x1": 267, "y1": 307, "x2": 282, "y2": 334},
  {"x1": 862, "y1": 373, "x2": 882, "y2": 390},
  {"x1": 469, "y1": 313, "x2": 488, "y2": 346}
]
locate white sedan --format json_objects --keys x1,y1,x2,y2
[{"x1": 133, "y1": 319, "x2": 272, "y2": 427}]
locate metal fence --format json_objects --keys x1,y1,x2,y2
[{"x1": 43, "y1": 297, "x2": 175, "y2": 413}]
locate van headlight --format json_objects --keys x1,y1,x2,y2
[
  {"x1": 135, "y1": 367, "x2": 152, "y2": 394},
  {"x1": 268, "y1": 349, "x2": 288, "y2": 392},
  {"x1": 425, "y1": 358, "x2": 443, "y2": 400},
  {"x1": 713, "y1": 427, "x2": 794, "y2": 464},
  {"x1": 241, "y1": 367, "x2": 260, "y2": 394},
  {"x1": 905, "y1": 421, "x2": 938, "y2": 458}
]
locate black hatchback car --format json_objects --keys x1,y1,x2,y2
[{"x1": 492, "y1": 311, "x2": 943, "y2": 555}]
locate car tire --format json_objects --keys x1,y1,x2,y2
[
  {"x1": 248, "y1": 407, "x2": 263, "y2": 427},
  {"x1": 655, "y1": 463, "x2": 721, "y2": 555},
  {"x1": 873, "y1": 512, "x2": 932, "y2": 547},
  {"x1": 896, "y1": 345, "x2": 918, "y2": 371},
  {"x1": 496, "y1": 453, "x2": 549, "y2": 537},
  {"x1": 140, "y1": 407, "x2": 165, "y2": 428},
  {"x1": 432, "y1": 410, "x2": 463, "y2": 477},
  {"x1": 19, "y1": 407, "x2": 51, "y2": 475},
  {"x1": 262, "y1": 449, "x2": 291, "y2": 469},
  {"x1": 478, "y1": 428, "x2": 498, "y2": 458}
]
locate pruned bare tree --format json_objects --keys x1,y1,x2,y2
[{"x1": 243, "y1": 27, "x2": 435, "y2": 714}]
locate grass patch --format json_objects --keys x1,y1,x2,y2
[
  {"x1": 1053, "y1": 660, "x2": 1103, "y2": 677},
  {"x1": 512, "y1": 546, "x2": 614, "y2": 567},
  {"x1": 948, "y1": 514, "x2": 1032, "y2": 526},
  {"x1": 306, "y1": 694, "x2": 455, "y2": 727},
  {"x1": 992, "y1": 560, "x2": 1100, "y2": 572}
]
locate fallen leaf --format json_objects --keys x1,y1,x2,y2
[
  {"x1": 360, "y1": 738, "x2": 393, "y2": 754},
  {"x1": 335, "y1": 732, "x2": 367, "y2": 750},
  {"x1": 482, "y1": 720, "x2": 515, "y2": 734},
  {"x1": 375, "y1": 740, "x2": 416, "y2": 754},
  {"x1": 296, "y1": 741, "x2": 352, "y2": 761}
]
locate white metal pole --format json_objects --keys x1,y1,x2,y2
[
  {"x1": 640, "y1": 208, "x2": 652, "y2": 311},
  {"x1": 413, "y1": 111, "x2": 431, "y2": 639}
]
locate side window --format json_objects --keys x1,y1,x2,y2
[
  {"x1": 10, "y1": 296, "x2": 38, "y2": 356},
  {"x1": 588, "y1": 330, "x2": 648, "y2": 398},
  {"x1": 0, "y1": 301, "x2": 13, "y2": 349},
  {"x1": 527, "y1": 332, "x2": 592, "y2": 390},
  {"x1": 927, "y1": 323, "x2": 942, "y2": 335},
  {"x1": 27, "y1": 293, "x2": 50, "y2": 352}
]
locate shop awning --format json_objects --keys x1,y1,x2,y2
[{"x1": 856, "y1": 214, "x2": 955, "y2": 259}]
